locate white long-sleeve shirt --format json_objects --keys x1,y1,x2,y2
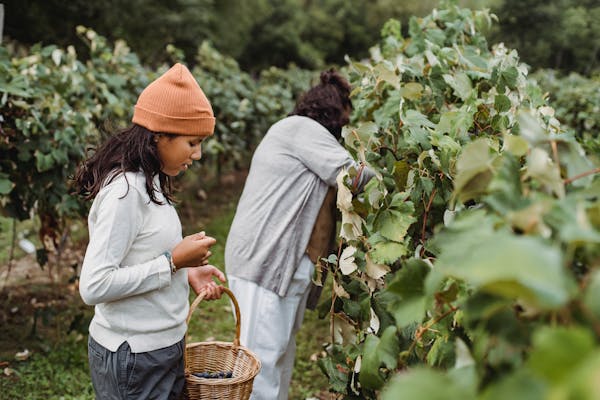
[{"x1": 79, "y1": 171, "x2": 189, "y2": 353}]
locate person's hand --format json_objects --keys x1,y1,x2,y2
[
  {"x1": 172, "y1": 232, "x2": 216, "y2": 269},
  {"x1": 188, "y1": 265, "x2": 226, "y2": 299}
]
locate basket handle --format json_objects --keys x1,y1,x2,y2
[{"x1": 185, "y1": 286, "x2": 241, "y2": 349}]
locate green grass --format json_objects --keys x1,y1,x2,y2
[
  {"x1": 0, "y1": 335, "x2": 94, "y2": 400},
  {"x1": 0, "y1": 199, "x2": 331, "y2": 400}
]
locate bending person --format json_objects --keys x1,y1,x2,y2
[{"x1": 225, "y1": 69, "x2": 374, "y2": 400}]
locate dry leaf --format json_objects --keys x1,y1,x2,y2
[{"x1": 339, "y1": 246, "x2": 358, "y2": 275}]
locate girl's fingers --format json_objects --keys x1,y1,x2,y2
[
  {"x1": 203, "y1": 283, "x2": 224, "y2": 300},
  {"x1": 212, "y1": 269, "x2": 226, "y2": 282}
]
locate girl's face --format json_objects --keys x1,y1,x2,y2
[{"x1": 156, "y1": 134, "x2": 204, "y2": 176}]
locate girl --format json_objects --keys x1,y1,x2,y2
[{"x1": 74, "y1": 63, "x2": 225, "y2": 399}]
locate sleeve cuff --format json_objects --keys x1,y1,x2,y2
[{"x1": 157, "y1": 255, "x2": 172, "y2": 289}]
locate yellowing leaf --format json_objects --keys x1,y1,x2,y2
[
  {"x1": 502, "y1": 134, "x2": 529, "y2": 157},
  {"x1": 334, "y1": 279, "x2": 350, "y2": 299},
  {"x1": 507, "y1": 202, "x2": 552, "y2": 236},
  {"x1": 392, "y1": 160, "x2": 410, "y2": 190},
  {"x1": 374, "y1": 63, "x2": 400, "y2": 89},
  {"x1": 341, "y1": 210, "x2": 364, "y2": 241},
  {"x1": 336, "y1": 170, "x2": 353, "y2": 211},
  {"x1": 365, "y1": 253, "x2": 391, "y2": 280},
  {"x1": 453, "y1": 138, "x2": 498, "y2": 203},
  {"x1": 526, "y1": 148, "x2": 565, "y2": 198},
  {"x1": 333, "y1": 313, "x2": 357, "y2": 344},
  {"x1": 539, "y1": 106, "x2": 555, "y2": 117},
  {"x1": 400, "y1": 82, "x2": 423, "y2": 100}
]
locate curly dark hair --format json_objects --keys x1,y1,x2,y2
[
  {"x1": 72, "y1": 124, "x2": 175, "y2": 204},
  {"x1": 290, "y1": 68, "x2": 352, "y2": 139}
]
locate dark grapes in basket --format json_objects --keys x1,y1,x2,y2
[{"x1": 192, "y1": 371, "x2": 233, "y2": 379}]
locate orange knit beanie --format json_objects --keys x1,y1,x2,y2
[{"x1": 132, "y1": 63, "x2": 215, "y2": 136}]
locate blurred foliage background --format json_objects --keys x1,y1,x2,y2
[
  {"x1": 4, "y1": 0, "x2": 598, "y2": 75},
  {"x1": 1, "y1": 1, "x2": 599, "y2": 398}
]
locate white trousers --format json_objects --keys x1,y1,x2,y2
[{"x1": 228, "y1": 255, "x2": 314, "y2": 400}]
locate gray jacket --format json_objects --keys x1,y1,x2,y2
[{"x1": 225, "y1": 116, "x2": 374, "y2": 296}]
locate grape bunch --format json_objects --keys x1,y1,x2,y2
[{"x1": 192, "y1": 371, "x2": 233, "y2": 379}]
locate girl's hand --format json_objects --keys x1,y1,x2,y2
[
  {"x1": 172, "y1": 232, "x2": 216, "y2": 269},
  {"x1": 187, "y1": 265, "x2": 226, "y2": 300}
]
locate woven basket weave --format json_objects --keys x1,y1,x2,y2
[{"x1": 184, "y1": 287, "x2": 261, "y2": 400}]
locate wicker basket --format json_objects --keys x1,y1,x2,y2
[{"x1": 184, "y1": 287, "x2": 261, "y2": 400}]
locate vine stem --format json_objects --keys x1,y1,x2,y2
[
  {"x1": 564, "y1": 167, "x2": 600, "y2": 185},
  {"x1": 377, "y1": 145, "x2": 401, "y2": 161},
  {"x1": 406, "y1": 305, "x2": 458, "y2": 356},
  {"x1": 420, "y1": 188, "x2": 437, "y2": 255},
  {"x1": 2, "y1": 219, "x2": 17, "y2": 291},
  {"x1": 550, "y1": 140, "x2": 559, "y2": 166},
  {"x1": 330, "y1": 242, "x2": 344, "y2": 345}
]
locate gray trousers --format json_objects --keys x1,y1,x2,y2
[{"x1": 88, "y1": 336, "x2": 185, "y2": 400}]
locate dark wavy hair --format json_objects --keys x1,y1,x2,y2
[
  {"x1": 72, "y1": 124, "x2": 175, "y2": 204},
  {"x1": 290, "y1": 68, "x2": 352, "y2": 139}
]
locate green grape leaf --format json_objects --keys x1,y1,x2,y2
[
  {"x1": 436, "y1": 107, "x2": 474, "y2": 139},
  {"x1": 402, "y1": 109, "x2": 436, "y2": 129},
  {"x1": 427, "y1": 336, "x2": 456, "y2": 367},
  {"x1": 382, "y1": 367, "x2": 476, "y2": 400},
  {"x1": 443, "y1": 72, "x2": 473, "y2": 101},
  {"x1": 387, "y1": 259, "x2": 430, "y2": 326},
  {"x1": 369, "y1": 241, "x2": 408, "y2": 264},
  {"x1": 317, "y1": 357, "x2": 349, "y2": 393},
  {"x1": 583, "y1": 270, "x2": 600, "y2": 320},
  {"x1": 527, "y1": 326, "x2": 595, "y2": 383},
  {"x1": 494, "y1": 94, "x2": 511, "y2": 113},
  {"x1": 359, "y1": 327, "x2": 399, "y2": 390},
  {"x1": 0, "y1": 175, "x2": 14, "y2": 195},
  {"x1": 374, "y1": 208, "x2": 416, "y2": 242},
  {"x1": 544, "y1": 196, "x2": 600, "y2": 244},
  {"x1": 480, "y1": 369, "x2": 547, "y2": 400},
  {"x1": 452, "y1": 138, "x2": 498, "y2": 203},
  {"x1": 517, "y1": 111, "x2": 547, "y2": 146},
  {"x1": 436, "y1": 230, "x2": 576, "y2": 309}
]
